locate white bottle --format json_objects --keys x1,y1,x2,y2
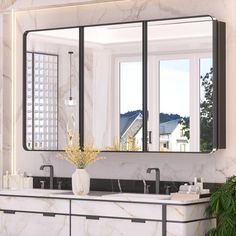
[
  {"x1": 19, "y1": 173, "x2": 24, "y2": 189},
  {"x1": 28, "y1": 175, "x2": 33, "y2": 189},
  {"x1": 9, "y1": 174, "x2": 19, "y2": 190},
  {"x1": 194, "y1": 177, "x2": 203, "y2": 191},
  {"x1": 3, "y1": 171, "x2": 10, "y2": 189},
  {"x1": 23, "y1": 174, "x2": 33, "y2": 189},
  {"x1": 9, "y1": 171, "x2": 21, "y2": 190}
]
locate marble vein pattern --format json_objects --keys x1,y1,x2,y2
[
  {"x1": 166, "y1": 203, "x2": 209, "y2": 221},
  {"x1": 1, "y1": 0, "x2": 236, "y2": 183},
  {"x1": 71, "y1": 217, "x2": 162, "y2": 236},
  {"x1": 0, "y1": 190, "x2": 214, "y2": 236},
  {"x1": 0, "y1": 196, "x2": 70, "y2": 214},
  {"x1": 71, "y1": 200, "x2": 162, "y2": 219},
  {"x1": 167, "y1": 220, "x2": 216, "y2": 236},
  {"x1": 0, "y1": 212, "x2": 70, "y2": 236}
]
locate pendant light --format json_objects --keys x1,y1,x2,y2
[{"x1": 65, "y1": 51, "x2": 76, "y2": 106}]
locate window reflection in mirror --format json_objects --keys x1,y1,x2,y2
[
  {"x1": 84, "y1": 23, "x2": 143, "y2": 151},
  {"x1": 200, "y1": 58, "x2": 213, "y2": 152},
  {"x1": 147, "y1": 18, "x2": 213, "y2": 152},
  {"x1": 159, "y1": 59, "x2": 190, "y2": 152},
  {"x1": 26, "y1": 28, "x2": 80, "y2": 150},
  {"x1": 120, "y1": 61, "x2": 142, "y2": 151}
]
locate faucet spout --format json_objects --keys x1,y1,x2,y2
[
  {"x1": 147, "y1": 168, "x2": 160, "y2": 194},
  {"x1": 40, "y1": 165, "x2": 54, "y2": 189}
]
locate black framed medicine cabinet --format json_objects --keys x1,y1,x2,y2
[{"x1": 23, "y1": 15, "x2": 226, "y2": 153}]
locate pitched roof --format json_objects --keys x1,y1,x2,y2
[
  {"x1": 120, "y1": 111, "x2": 142, "y2": 137},
  {"x1": 160, "y1": 119, "x2": 181, "y2": 135}
]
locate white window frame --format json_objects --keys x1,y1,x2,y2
[
  {"x1": 113, "y1": 56, "x2": 142, "y2": 149},
  {"x1": 148, "y1": 51, "x2": 212, "y2": 152},
  {"x1": 113, "y1": 51, "x2": 212, "y2": 152}
]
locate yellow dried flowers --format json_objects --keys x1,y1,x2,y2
[{"x1": 60, "y1": 130, "x2": 104, "y2": 169}]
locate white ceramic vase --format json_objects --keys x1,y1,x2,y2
[{"x1": 72, "y1": 169, "x2": 90, "y2": 195}]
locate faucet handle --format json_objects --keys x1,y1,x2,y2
[
  {"x1": 144, "y1": 185, "x2": 151, "y2": 194},
  {"x1": 117, "y1": 179, "x2": 122, "y2": 193},
  {"x1": 57, "y1": 181, "x2": 62, "y2": 190},
  {"x1": 164, "y1": 185, "x2": 171, "y2": 195},
  {"x1": 40, "y1": 181, "x2": 45, "y2": 189}
]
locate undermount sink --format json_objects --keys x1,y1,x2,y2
[
  {"x1": 0, "y1": 189, "x2": 69, "y2": 196},
  {"x1": 50, "y1": 191, "x2": 171, "y2": 200},
  {"x1": 0, "y1": 189, "x2": 171, "y2": 201},
  {"x1": 105, "y1": 193, "x2": 171, "y2": 200}
]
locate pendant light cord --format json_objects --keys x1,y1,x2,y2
[{"x1": 68, "y1": 51, "x2": 73, "y2": 99}]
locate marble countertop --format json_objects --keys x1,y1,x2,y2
[{"x1": 0, "y1": 189, "x2": 210, "y2": 205}]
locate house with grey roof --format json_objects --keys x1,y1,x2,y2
[
  {"x1": 120, "y1": 111, "x2": 142, "y2": 151},
  {"x1": 160, "y1": 119, "x2": 189, "y2": 152}
]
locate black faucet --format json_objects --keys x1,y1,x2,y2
[
  {"x1": 40, "y1": 165, "x2": 54, "y2": 189},
  {"x1": 147, "y1": 168, "x2": 160, "y2": 194}
]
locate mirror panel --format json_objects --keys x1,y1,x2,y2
[
  {"x1": 147, "y1": 18, "x2": 213, "y2": 152},
  {"x1": 25, "y1": 28, "x2": 80, "y2": 150},
  {"x1": 24, "y1": 16, "x2": 222, "y2": 153},
  {"x1": 84, "y1": 23, "x2": 143, "y2": 151}
]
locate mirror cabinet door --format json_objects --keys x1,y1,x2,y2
[
  {"x1": 84, "y1": 23, "x2": 143, "y2": 151},
  {"x1": 24, "y1": 16, "x2": 220, "y2": 152},
  {"x1": 147, "y1": 18, "x2": 213, "y2": 152},
  {"x1": 25, "y1": 28, "x2": 80, "y2": 150}
]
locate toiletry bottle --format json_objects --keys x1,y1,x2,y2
[
  {"x1": 28, "y1": 174, "x2": 33, "y2": 189},
  {"x1": 9, "y1": 173, "x2": 18, "y2": 190},
  {"x1": 19, "y1": 172, "x2": 24, "y2": 189},
  {"x1": 194, "y1": 177, "x2": 203, "y2": 191},
  {"x1": 23, "y1": 173, "x2": 33, "y2": 189},
  {"x1": 3, "y1": 171, "x2": 10, "y2": 189}
]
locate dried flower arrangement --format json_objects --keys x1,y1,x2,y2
[
  {"x1": 105, "y1": 137, "x2": 120, "y2": 151},
  {"x1": 106, "y1": 136, "x2": 141, "y2": 151},
  {"x1": 60, "y1": 130, "x2": 104, "y2": 169}
]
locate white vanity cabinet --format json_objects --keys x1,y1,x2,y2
[
  {"x1": 0, "y1": 191, "x2": 215, "y2": 236},
  {"x1": 71, "y1": 216, "x2": 162, "y2": 236},
  {"x1": 70, "y1": 199, "x2": 163, "y2": 236},
  {"x1": 0, "y1": 211, "x2": 70, "y2": 236},
  {"x1": 0, "y1": 196, "x2": 70, "y2": 236}
]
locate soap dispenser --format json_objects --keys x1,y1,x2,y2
[{"x1": 3, "y1": 171, "x2": 10, "y2": 189}]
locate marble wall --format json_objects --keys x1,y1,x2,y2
[{"x1": 1, "y1": 0, "x2": 236, "y2": 183}]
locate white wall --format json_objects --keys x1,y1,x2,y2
[{"x1": 1, "y1": 0, "x2": 236, "y2": 183}]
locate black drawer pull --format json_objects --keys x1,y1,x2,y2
[
  {"x1": 43, "y1": 213, "x2": 56, "y2": 217},
  {"x1": 131, "y1": 219, "x2": 146, "y2": 223},
  {"x1": 148, "y1": 131, "x2": 152, "y2": 144},
  {"x1": 86, "y1": 215, "x2": 100, "y2": 220},
  {"x1": 3, "y1": 210, "x2": 16, "y2": 214}
]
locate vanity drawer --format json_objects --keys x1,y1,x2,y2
[
  {"x1": 0, "y1": 196, "x2": 69, "y2": 214},
  {"x1": 71, "y1": 200, "x2": 162, "y2": 220},
  {"x1": 167, "y1": 203, "x2": 209, "y2": 221}
]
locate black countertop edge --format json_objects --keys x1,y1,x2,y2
[{"x1": 33, "y1": 176, "x2": 222, "y2": 194}]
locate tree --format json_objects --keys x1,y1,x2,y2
[
  {"x1": 179, "y1": 67, "x2": 213, "y2": 152},
  {"x1": 200, "y1": 67, "x2": 213, "y2": 152},
  {"x1": 179, "y1": 117, "x2": 190, "y2": 140}
]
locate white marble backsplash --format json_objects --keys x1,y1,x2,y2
[{"x1": 1, "y1": 0, "x2": 236, "y2": 183}]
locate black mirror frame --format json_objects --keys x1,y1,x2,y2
[{"x1": 22, "y1": 15, "x2": 226, "y2": 153}]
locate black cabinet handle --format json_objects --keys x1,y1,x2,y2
[
  {"x1": 148, "y1": 131, "x2": 152, "y2": 144},
  {"x1": 131, "y1": 218, "x2": 146, "y2": 223},
  {"x1": 86, "y1": 215, "x2": 100, "y2": 220},
  {"x1": 43, "y1": 213, "x2": 56, "y2": 217},
  {"x1": 3, "y1": 210, "x2": 16, "y2": 214}
]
